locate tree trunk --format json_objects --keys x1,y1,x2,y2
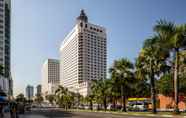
[
  {"x1": 98, "y1": 103, "x2": 100, "y2": 111},
  {"x1": 150, "y1": 74, "x2": 156, "y2": 113},
  {"x1": 90, "y1": 100, "x2": 93, "y2": 110},
  {"x1": 104, "y1": 96, "x2": 107, "y2": 111},
  {"x1": 65, "y1": 104, "x2": 67, "y2": 111},
  {"x1": 121, "y1": 85, "x2": 126, "y2": 112},
  {"x1": 174, "y1": 49, "x2": 180, "y2": 114},
  {"x1": 150, "y1": 59, "x2": 157, "y2": 114},
  {"x1": 113, "y1": 96, "x2": 116, "y2": 111}
]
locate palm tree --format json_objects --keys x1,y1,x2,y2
[
  {"x1": 55, "y1": 86, "x2": 69, "y2": 110},
  {"x1": 136, "y1": 36, "x2": 170, "y2": 113},
  {"x1": 106, "y1": 78, "x2": 120, "y2": 111},
  {"x1": 109, "y1": 58, "x2": 134, "y2": 112},
  {"x1": 91, "y1": 79, "x2": 110, "y2": 111},
  {"x1": 55, "y1": 86, "x2": 76, "y2": 110},
  {"x1": 85, "y1": 94, "x2": 94, "y2": 110},
  {"x1": 154, "y1": 20, "x2": 186, "y2": 113}
]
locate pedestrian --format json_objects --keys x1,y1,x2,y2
[
  {"x1": 9, "y1": 102, "x2": 14, "y2": 118},
  {"x1": 10, "y1": 102, "x2": 18, "y2": 118}
]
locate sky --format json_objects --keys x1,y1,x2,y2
[{"x1": 11, "y1": 0, "x2": 186, "y2": 96}]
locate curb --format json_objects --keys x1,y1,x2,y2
[
  {"x1": 160, "y1": 115, "x2": 173, "y2": 117},
  {"x1": 70, "y1": 109, "x2": 186, "y2": 118}
]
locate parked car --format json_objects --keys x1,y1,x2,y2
[
  {"x1": 84, "y1": 105, "x2": 89, "y2": 110},
  {"x1": 25, "y1": 104, "x2": 31, "y2": 111},
  {"x1": 78, "y1": 104, "x2": 84, "y2": 109}
]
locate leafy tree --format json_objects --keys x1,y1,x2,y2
[
  {"x1": 157, "y1": 73, "x2": 186, "y2": 96},
  {"x1": 16, "y1": 93, "x2": 26, "y2": 103},
  {"x1": 157, "y1": 73, "x2": 174, "y2": 96},
  {"x1": 45, "y1": 94, "x2": 55, "y2": 105},
  {"x1": 35, "y1": 94, "x2": 44, "y2": 105}
]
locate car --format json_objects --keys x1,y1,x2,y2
[
  {"x1": 127, "y1": 102, "x2": 148, "y2": 111},
  {"x1": 84, "y1": 105, "x2": 89, "y2": 110},
  {"x1": 107, "y1": 104, "x2": 122, "y2": 111},
  {"x1": 78, "y1": 104, "x2": 84, "y2": 109},
  {"x1": 25, "y1": 105, "x2": 31, "y2": 111}
]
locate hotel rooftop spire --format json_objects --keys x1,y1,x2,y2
[{"x1": 76, "y1": 9, "x2": 88, "y2": 22}]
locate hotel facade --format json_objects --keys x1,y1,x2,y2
[{"x1": 60, "y1": 10, "x2": 107, "y2": 96}]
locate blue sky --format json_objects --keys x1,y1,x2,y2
[{"x1": 12, "y1": 0, "x2": 186, "y2": 95}]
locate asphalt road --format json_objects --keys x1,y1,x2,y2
[{"x1": 19, "y1": 108, "x2": 173, "y2": 118}]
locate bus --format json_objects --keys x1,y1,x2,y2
[{"x1": 127, "y1": 98, "x2": 151, "y2": 111}]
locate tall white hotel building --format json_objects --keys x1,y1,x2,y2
[
  {"x1": 42, "y1": 59, "x2": 60, "y2": 95},
  {"x1": 60, "y1": 10, "x2": 107, "y2": 96}
]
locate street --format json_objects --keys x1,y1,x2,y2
[{"x1": 18, "y1": 108, "x2": 175, "y2": 118}]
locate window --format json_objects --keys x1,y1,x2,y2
[
  {"x1": 0, "y1": 4, "x2": 3, "y2": 7},
  {"x1": 0, "y1": 8, "x2": 3, "y2": 12},
  {"x1": 80, "y1": 22, "x2": 83, "y2": 27}
]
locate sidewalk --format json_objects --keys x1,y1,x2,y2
[
  {"x1": 19, "y1": 115, "x2": 46, "y2": 118},
  {"x1": 4, "y1": 113, "x2": 10, "y2": 118}
]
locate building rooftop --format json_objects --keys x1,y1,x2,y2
[{"x1": 76, "y1": 9, "x2": 88, "y2": 22}]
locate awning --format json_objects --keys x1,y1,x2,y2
[{"x1": 0, "y1": 96, "x2": 8, "y2": 103}]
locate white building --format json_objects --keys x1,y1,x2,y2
[
  {"x1": 0, "y1": 0, "x2": 12, "y2": 95},
  {"x1": 0, "y1": 75, "x2": 9, "y2": 94},
  {"x1": 26, "y1": 85, "x2": 34, "y2": 100},
  {"x1": 60, "y1": 10, "x2": 107, "y2": 97},
  {"x1": 42, "y1": 59, "x2": 60, "y2": 96}
]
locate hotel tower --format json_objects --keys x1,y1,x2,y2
[{"x1": 60, "y1": 10, "x2": 107, "y2": 96}]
